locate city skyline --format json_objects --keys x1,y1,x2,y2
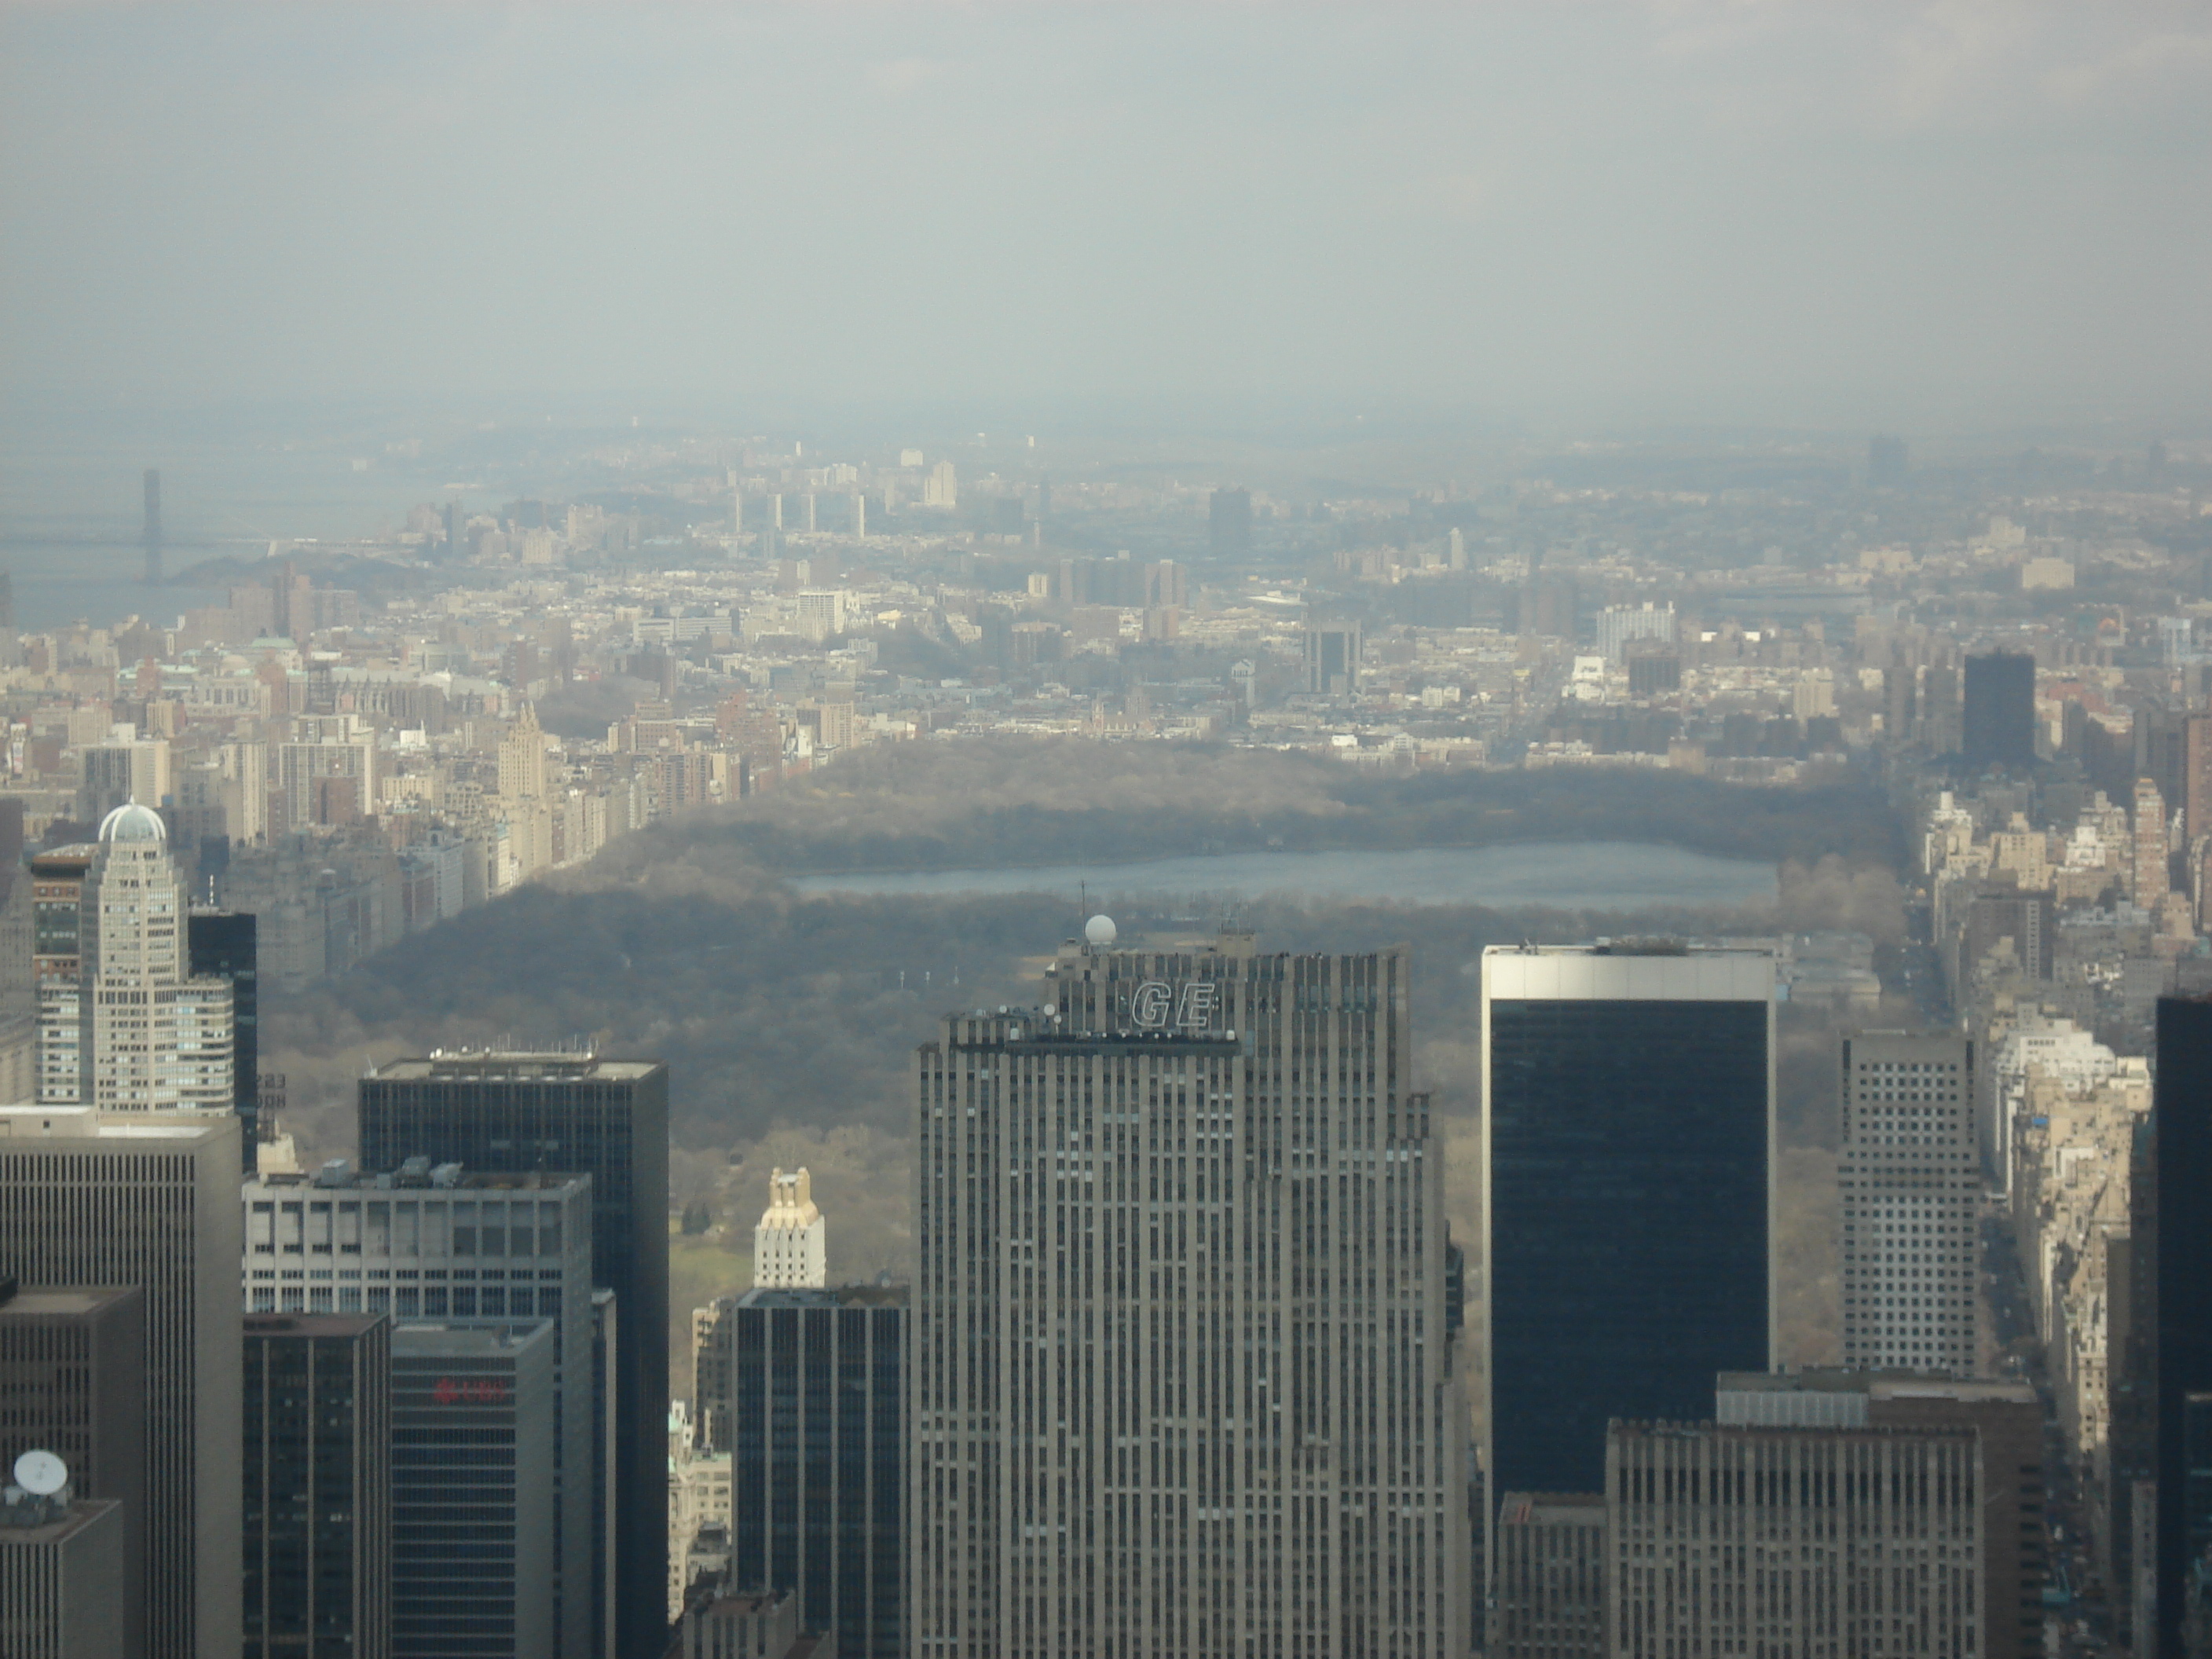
[{"x1": 3, "y1": 2, "x2": 2209, "y2": 1653}]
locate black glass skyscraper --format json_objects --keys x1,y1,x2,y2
[
  {"x1": 357, "y1": 1053, "x2": 669, "y2": 1659},
  {"x1": 1964, "y1": 650, "x2": 2038, "y2": 769},
  {"x1": 1481, "y1": 944, "x2": 1774, "y2": 1500},
  {"x1": 2151, "y1": 998, "x2": 2212, "y2": 1657},
  {"x1": 242, "y1": 1313, "x2": 390, "y2": 1659},
  {"x1": 691, "y1": 1284, "x2": 905, "y2": 1659},
  {"x1": 188, "y1": 908, "x2": 258, "y2": 1166}
]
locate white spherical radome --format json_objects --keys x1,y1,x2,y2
[{"x1": 1084, "y1": 914, "x2": 1117, "y2": 947}]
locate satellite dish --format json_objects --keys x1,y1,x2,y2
[
  {"x1": 1084, "y1": 914, "x2": 1117, "y2": 947},
  {"x1": 13, "y1": 1449, "x2": 66, "y2": 1496}
]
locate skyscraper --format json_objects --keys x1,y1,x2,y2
[
  {"x1": 390, "y1": 1320, "x2": 556, "y2": 1659},
  {"x1": 1839, "y1": 1031, "x2": 1979, "y2": 1372},
  {"x1": 2138, "y1": 777, "x2": 2174, "y2": 917},
  {"x1": 242, "y1": 1163, "x2": 596, "y2": 1659},
  {"x1": 1303, "y1": 613, "x2": 1364, "y2": 696},
  {"x1": 357, "y1": 1053, "x2": 669, "y2": 1659},
  {"x1": 1867, "y1": 433, "x2": 1908, "y2": 488},
  {"x1": 691, "y1": 1181, "x2": 904, "y2": 1658},
  {"x1": 911, "y1": 928, "x2": 1469, "y2": 1657},
  {"x1": 0, "y1": 1482, "x2": 131, "y2": 1659},
  {"x1": 1480, "y1": 943, "x2": 1773, "y2": 1499},
  {"x1": 1490, "y1": 1493, "x2": 1605, "y2": 1659},
  {"x1": 1207, "y1": 485, "x2": 1251, "y2": 555},
  {"x1": 36, "y1": 804, "x2": 233, "y2": 1111},
  {"x1": 1963, "y1": 650, "x2": 2038, "y2": 769},
  {"x1": 1719, "y1": 1369, "x2": 2045, "y2": 1659},
  {"x1": 186, "y1": 907, "x2": 258, "y2": 1163},
  {"x1": 241, "y1": 1313, "x2": 391, "y2": 1659},
  {"x1": 0, "y1": 1281, "x2": 146, "y2": 1655},
  {"x1": 1608, "y1": 1419, "x2": 1983, "y2": 1653},
  {"x1": 751, "y1": 1167, "x2": 826, "y2": 1290},
  {"x1": 2149, "y1": 998, "x2": 2212, "y2": 1657},
  {"x1": 0, "y1": 1106, "x2": 244, "y2": 1659}
]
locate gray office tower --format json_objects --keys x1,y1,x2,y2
[
  {"x1": 242, "y1": 1164, "x2": 595, "y2": 1659},
  {"x1": 0, "y1": 1485, "x2": 130, "y2": 1659},
  {"x1": 1839, "y1": 1031, "x2": 1979, "y2": 1372},
  {"x1": 0, "y1": 1106, "x2": 243, "y2": 1659},
  {"x1": 390, "y1": 1320, "x2": 555, "y2": 1659},
  {"x1": 187, "y1": 908, "x2": 258, "y2": 1166},
  {"x1": 1964, "y1": 650, "x2": 2038, "y2": 769},
  {"x1": 358, "y1": 1053, "x2": 669, "y2": 1659},
  {"x1": 912, "y1": 928, "x2": 1470, "y2": 1657},
  {"x1": 692, "y1": 1283, "x2": 905, "y2": 1657},
  {"x1": 1479, "y1": 944, "x2": 1774, "y2": 1500},
  {"x1": 242, "y1": 1313, "x2": 391, "y2": 1659},
  {"x1": 2149, "y1": 998, "x2": 2212, "y2": 1657},
  {"x1": 0, "y1": 1280, "x2": 146, "y2": 1656}
]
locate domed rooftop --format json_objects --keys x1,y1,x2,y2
[{"x1": 97, "y1": 800, "x2": 167, "y2": 845}]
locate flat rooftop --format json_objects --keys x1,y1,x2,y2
[
  {"x1": 246, "y1": 1166, "x2": 589, "y2": 1194},
  {"x1": 0, "y1": 1285, "x2": 140, "y2": 1317},
  {"x1": 0, "y1": 1106, "x2": 237, "y2": 1141},
  {"x1": 368, "y1": 1054, "x2": 663, "y2": 1082},
  {"x1": 1496, "y1": 1492, "x2": 1606, "y2": 1525},
  {"x1": 245, "y1": 1313, "x2": 386, "y2": 1339}
]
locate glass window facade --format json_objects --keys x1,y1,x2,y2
[
  {"x1": 694, "y1": 1288, "x2": 903, "y2": 1659},
  {"x1": 1487, "y1": 996, "x2": 1771, "y2": 1496}
]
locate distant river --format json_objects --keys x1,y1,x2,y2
[{"x1": 791, "y1": 841, "x2": 1776, "y2": 911}]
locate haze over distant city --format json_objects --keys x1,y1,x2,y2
[
  {"x1": 5, "y1": 6, "x2": 2212, "y2": 1659},
  {"x1": 4, "y1": 2, "x2": 2210, "y2": 430}
]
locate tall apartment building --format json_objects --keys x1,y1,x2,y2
[
  {"x1": 1608, "y1": 1419, "x2": 1984, "y2": 1657},
  {"x1": 691, "y1": 1180, "x2": 903, "y2": 1659},
  {"x1": 2149, "y1": 998, "x2": 2212, "y2": 1657},
  {"x1": 390, "y1": 1320, "x2": 556, "y2": 1659},
  {"x1": 1595, "y1": 602, "x2": 1675, "y2": 664},
  {"x1": 75, "y1": 737, "x2": 170, "y2": 823},
  {"x1": 26, "y1": 844, "x2": 95, "y2": 985},
  {"x1": 1840, "y1": 1031, "x2": 1980, "y2": 1371},
  {"x1": 357, "y1": 1053, "x2": 669, "y2": 1659},
  {"x1": 35, "y1": 804, "x2": 233, "y2": 1110},
  {"x1": 243, "y1": 1163, "x2": 595, "y2": 1659},
  {"x1": 1480, "y1": 944, "x2": 1774, "y2": 1499},
  {"x1": 0, "y1": 1282, "x2": 146, "y2": 1654},
  {"x1": 0, "y1": 1106, "x2": 243, "y2": 1659},
  {"x1": 911, "y1": 928, "x2": 1470, "y2": 1657},
  {"x1": 241, "y1": 1313, "x2": 391, "y2": 1659},
  {"x1": 752, "y1": 1167, "x2": 826, "y2": 1290},
  {"x1": 2137, "y1": 777, "x2": 2174, "y2": 916}
]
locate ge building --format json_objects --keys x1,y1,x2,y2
[
  {"x1": 1479, "y1": 943, "x2": 1774, "y2": 1500},
  {"x1": 911, "y1": 925, "x2": 1470, "y2": 1657}
]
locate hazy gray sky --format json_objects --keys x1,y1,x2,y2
[{"x1": 4, "y1": 2, "x2": 2209, "y2": 429}]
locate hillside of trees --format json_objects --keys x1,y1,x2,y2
[
  {"x1": 265, "y1": 740, "x2": 1904, "y2": 1392},
  {"x1": 594, "y1": 738, "x2": 1908, "y2": 877}
]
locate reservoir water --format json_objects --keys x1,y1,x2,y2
[{"x1": 792, "y1": 840, "x2": 1776, "y2": 911}]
